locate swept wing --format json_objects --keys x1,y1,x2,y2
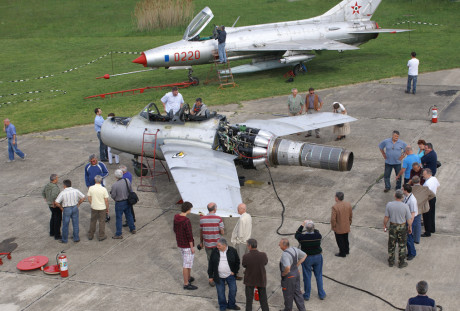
[
  {"x1": 237, "y1": 112, "x2": 357, "y2": 137},
  {"x1": 161, "y1": 141, "x2": 242, "y2": 217}
]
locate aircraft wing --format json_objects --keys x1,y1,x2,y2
[
  {"x1": 160, "y1": 141, "x2": 242, "y2": 217},
  {"x1": 230, "y1": 39, "x2": 359, "y2": 52},
  {"x1": 236, "y1": 112, "x2": 357, "y2": 137}
]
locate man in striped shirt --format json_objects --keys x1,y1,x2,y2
[
  {"x1": 55, "y1": 179, "x2": 86, "y2": 244},
  {"x1": 200, "y1": 202, "x2": 224, "y2": 287}
]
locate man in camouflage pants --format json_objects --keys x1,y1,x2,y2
[{"x1": 383, "y1": 190, "x2": 413, "y2": 268}]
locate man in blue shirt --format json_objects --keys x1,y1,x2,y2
[
  {"x1": 421, "y1": 143, "x2": 438, "y2": 176},
  {"x1": 379, "y1": 131, "x2": 407, "y2": 192},
  {"x1": 405, "y1": 280, "x2": 436, "y2": 311},
  {"x1": 3, "y1": 118, "x2": 26, "y2": 162},
  {"x1": 94, "y1": 108, "x2": 108, "y2": 162},
  {"x1": 396, "y1": 146, "x2": 421, "y2": 185},
  {"x1": 85, "y1": 154, "x2": 109, "y2": 188}
]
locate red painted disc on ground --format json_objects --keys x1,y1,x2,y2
[
  {"x1": 43, "y1": 264, "x2": 60, "y2": 275},
  {"x1": 16, "y1": 255, "x2": 49, "y2": 271}
]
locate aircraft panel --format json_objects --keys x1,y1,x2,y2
[{"x1": 161, "y1": 142, "x2": 242, "y2": 217}]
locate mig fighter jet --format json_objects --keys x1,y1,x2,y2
[
  {"x1": 101, "y1": 103, "x2": 356, "y2": 217},
  {"x1": 131, "y1": 0, "x2": 409, "y2": 80}
]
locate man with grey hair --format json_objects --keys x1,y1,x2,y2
[
  {"x1": 231, "y1": 203, "x2": 252, "y2": 280},
  {"x1": 110, "y1": 169, "x2": 136, "y2": 239},
  {"x1": 411, "y1": 175, "x2": 435, "y2": 243},
  {"x1": 119, "y1": 164, "x2": 135, "y2": 225},
  {"x1": 85, "y1": 154, "x2": 108, "y2": 188},
  {"x1": 208, "y1": 237, "x2": 240, "y2": 310},
  {"x1": 331, "y1": 191, "x2": 353, "y2": 258},
  {"x1": 421, "y1": 168, "x2": 440, "y2": 237},
  {"x1": 287, "y1": 88, "x2": 305, "y2": 116},
  {"x1": 42, "y1": 174, "x2": 61, "y2": 240},
  {"x1": 383, "y1": 189, "x2": 413, "y2": 268},
  {"x1": 279, "y1": 238, "x2": 307, "y2": 310},
  {"x1": 242, "y1": 238, "x2": 268, "y2": 311},
  {"x1": 405, "y1": 281, "x2": 436, "y2": 311},
  {"x1": 296, "y1": 220, "x2": 326, "y2": 301},
  {"x1": 87, "y1": 175, "x2": 109, "y2": 241}
]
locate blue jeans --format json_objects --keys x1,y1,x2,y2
[
  {"x1": 62, "y1": 205, "x2": 79, "y2": 243},
  {"x1": 115, "y1": 200, "x2": 135, "y2": 236},
  {"x1": 218, "y1": 43, "x2": 227, "y2": 63},
  {"x1": 407, "y1": 75, "x2": 417, "y2": 93},
  {"x1": 7, "y1": 138, "x2": 25, "y2": 161},
  {"x1": 301, "y1": 254, "x2": 326, "y2": 300},
  {"x1": 384, "y1": 163, "x2": 402, "y2": 190},
  {"x1": 97, "y1": 131, "x2": 108, "y2": 161},
  {"x1": 215, "y1": 274, "x2": 237, "y2": 311},
  {"x1": 412, "y1": 214, "x2": 422, "y2": 244},
  {"x1": 406, "y1": 224, "x2": 416, "y2": 257}
]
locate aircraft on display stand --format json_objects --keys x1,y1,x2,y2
[{"x1": 128, "y1": 0, "x2": 409, "y2": 82}]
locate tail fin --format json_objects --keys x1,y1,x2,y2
[{"x1": 321, "y1": 0, "x2": 382, "y2": 22}]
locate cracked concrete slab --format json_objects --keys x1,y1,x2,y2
[{"x1": 1, "y1": 69, "x2": 459, "y2": 311}]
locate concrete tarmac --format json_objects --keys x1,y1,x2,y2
[{"x1": 1, "y1": 69, "x2": 459, "y2": 311}]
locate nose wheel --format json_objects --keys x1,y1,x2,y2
[{"x1": 188, "y1": 68, "x2": 199, "y2": 86}]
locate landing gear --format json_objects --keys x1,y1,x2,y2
[
  {"x1": 132, "y1": 158, "x2": 148, "y2": 177},
  {"x1": 293, "y1": 63, "x2": 307, "y2": 76},
  {"x1": 188, "y1": 68, "x2": 199, "y2": 86}
]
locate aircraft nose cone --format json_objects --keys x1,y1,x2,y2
[{"x1": 132, "y1": 53, "x2": 147, "y2": 67}]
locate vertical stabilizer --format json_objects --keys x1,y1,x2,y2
[{"x1": 321, "y1": 0, "x2": 382, "y2": 22}]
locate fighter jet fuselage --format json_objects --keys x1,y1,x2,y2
[
  {"x1": 132, "y1": 0, "x2": 408, "y2": 75},
  {"x1": 101, "y1": 103, "x2": 356, "y2": 216}
]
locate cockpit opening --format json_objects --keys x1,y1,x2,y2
[{"x1": 139, "y1": 102, "x2": 224, "y2": 124}]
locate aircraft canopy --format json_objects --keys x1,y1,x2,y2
[{"x1": 183, "y1": 7, "x2": 214, "y2": 41}]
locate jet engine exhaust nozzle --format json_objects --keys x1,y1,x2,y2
[{"x1": 268, "y1": 138, "x2": 353, "y2": 172}]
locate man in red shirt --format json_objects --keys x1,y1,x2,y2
[
  {"x1": 200, "y1": 202, "x2": 225, "y2": 286},
  {"x1": 173, "y1": 201, "x2": 197, "y2": 290}
]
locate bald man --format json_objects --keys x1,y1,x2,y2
[{"x1": 231, "y1": 203, "x2": 252, "y2": 280}]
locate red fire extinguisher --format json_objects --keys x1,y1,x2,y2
[
  {"x1": 57, "y1": 254, "x2": 69, "y2": 278},
  {"x1": 430, "y1": 105, "x2": 438, "y2": 123},
  {"x1": 254, "y1": 287, "x2": 259, "y2": 301}
]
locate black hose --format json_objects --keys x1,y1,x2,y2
[{"x1": 265, "y1": 164, "x2": 443, "y2": 311}]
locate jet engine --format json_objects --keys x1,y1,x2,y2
[{"x1": 217, "y1": 123, "x2": 353, "y2": 171}]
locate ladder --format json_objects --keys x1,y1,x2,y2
[
  {"x1": 205, "y1": 50, "x2": 237, "y2": 89},
  {"x1": 137, "y1": 129, "x2": 170, "y2": 192}
]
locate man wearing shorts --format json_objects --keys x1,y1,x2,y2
[{"x1": 173, "y1": 201, "x2": 198, "y2": 290}]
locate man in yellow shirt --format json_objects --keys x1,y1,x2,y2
[{"x1": 87, "y1": 175, "x2": 109, "y2": 241}]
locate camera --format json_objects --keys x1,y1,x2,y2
[{"x1": 197, "y1": 244, "x2": 202, "y2": 251}]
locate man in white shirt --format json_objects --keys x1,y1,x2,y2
[
  {"x1": 403, "y1": 184, "x2": 418, "y2": 260},
  {"x1": 87, "y1": 175, "x2": 109, "y2": 241},
  {"x1": 406, "y1": 51, "x2": 419, "y2": 95},
  {"x1": 161, "y1": 86, "x2": 184, "y2": 117},
  {"x1": 421, "y1": 168, "x2": 440, "y2": 237},
  {"x1": 208, "y1": 238, "x2": 241, "y2": 311},
  {"x1": 231, "y1": 203, "x2": 252, "y2": 280},
  {"x1": 55, "y1": 179, "x2": 86, "y2": 244}
]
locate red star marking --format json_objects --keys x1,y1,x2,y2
[{"x1": 351, "y1": 1, "x2": 362, "y2": 14}]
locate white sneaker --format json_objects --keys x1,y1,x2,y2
[
  {"x1": 6, "y1": 159, "x2": 15, "y2": 163},
  {"x1": 21, "y1": 154, "x2": 26, "y2": 160}
]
